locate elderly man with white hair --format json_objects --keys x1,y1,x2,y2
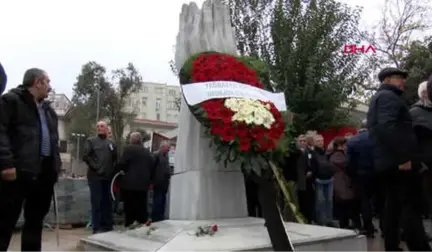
[
  {"x1": 410, "y1": 78, "x2": 432, "y2": 231},
  {"x1": 117, "y1": 131, "x2": 154, "y2": 227}
]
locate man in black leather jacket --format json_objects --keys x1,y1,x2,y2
[
  {"x1": 83, "y1": 121, "x2": 117, "y2": 234},
  {"x1": 367, "y1": 67, "x2": 430, "y2": 251},
  {"x1": 0, "y1": 68, "x2": 61, "y2": 251}
]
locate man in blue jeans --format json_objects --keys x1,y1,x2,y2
[
  {"x1": 83, "y1": 121, "x2": 117, "y2": 233},
  {"x1": 152, "y1": 141, "x2": 172, "y2": 222},
  {"x1": 311, "y1": 134, "x2": 335, "y2": 226}
]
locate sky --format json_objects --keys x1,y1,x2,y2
[{"x1": 0, "y1": 0, "x2": 384, "y2": 98}]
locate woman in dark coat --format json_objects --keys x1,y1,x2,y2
[{"x1": 328, "y1": 137, "x2": 361, "y2": 229}]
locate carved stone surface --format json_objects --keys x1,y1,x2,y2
[
  {"x1": 170, "y1": 0, "x2": 247, "y2": 220},
  {"x1": 80, "y1": 217, "x2": 367, "y2": 251}
]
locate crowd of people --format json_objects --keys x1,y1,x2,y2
[
  {"x1": 0, "y1": 67, "x2": 173, "y2": 251},
  {"x1": 272, "y1": 67, "x2": 432, "y2": 251},
  {"x1": 2, "y1": 64, "x2": 432, "y2": 251},
  {"x1": 82, "y1": 121, "x2": 173, "y2": 233}
]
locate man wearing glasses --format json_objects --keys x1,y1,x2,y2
[{"x1": 0, "y1": 68, "x2": 61, "y2": 251}]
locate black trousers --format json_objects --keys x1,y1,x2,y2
[
  {"x1": 122, "y1": 190, "x2": 148, "y2": 227},
  {"x1": 88, "y1": 179, "x2": 113, "y2": 233},
  {"x1": 381, "y1": 169, "x2": 431, "y2": 251},
  {"x1": 297, "y1": 180, "x2": 315, "y2": 223},
  {"x1": 335, "y1": 199, "x2": 361, "y2": 229},
  {"x1": 245, "y1": 180, "x2": 262, "y2": 217},
  {"x1": 0, "y1": 160, "x2": 55, "y2": 251},
  {"x1": 355, "y1": 175, "x2": 374, "y2": 233}
]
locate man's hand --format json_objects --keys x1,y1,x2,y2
[
  {"x1": 306, "y1": 171, "x2": 312, "y2": 177},
  {"x1": 399, "y1": 161, "x2": 412, "y2": 171},
  {"x1": 1, "y1": 168, "x2": 16, "y2": 181}
]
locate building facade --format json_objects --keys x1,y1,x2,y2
[
  {"x1": 125, "y1": 82, "x2": 181, "y2": 123},
  {"x1": 47, "y1": 92, "x2": 73, "y2": 170}
]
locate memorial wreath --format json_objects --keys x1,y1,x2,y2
[{"x1": 179, "y1": 52, "x2": 286, "y2": 174}]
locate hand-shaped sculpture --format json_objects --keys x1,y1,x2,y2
[
  {"x1": 174, "y1": 0, "x2": 237, "y2": 71},
  {"x1": 169, "y1": 0, "x2": 248, "y2": 220}
]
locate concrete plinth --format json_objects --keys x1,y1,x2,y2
[{"x1": 80, "y1": 217, "x2": 366, "y2": 251}]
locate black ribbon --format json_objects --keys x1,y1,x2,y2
[{"x1": 248, "y1": 166, "x2": 294, "y2": 251}]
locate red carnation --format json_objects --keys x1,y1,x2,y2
[
  {"x1": 221, "y1": 125, "x2": 236, "y2": 142},
  {"x1": 211, "y1": 225, "x2": 218, "y2": 232},
  {"x1": 239, "y1": 138, "x2": 251, "y2": 152}
]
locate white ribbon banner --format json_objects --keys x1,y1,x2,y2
[{"x1": 181, "y1": 81, "x2": 287, "y2": 111}]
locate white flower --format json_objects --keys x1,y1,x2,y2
[{"x1": 224, "y1": 98, "x2": 275, "y2": 128}]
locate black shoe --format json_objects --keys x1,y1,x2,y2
[{"x1": 359, "y1": 229, "x2": 375, "y2": 238}]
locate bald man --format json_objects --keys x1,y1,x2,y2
[
  {"x1": 83, "y1": 121, "x2": 117, "y2": 234},
  {"x1": 117, "y1": 132, "x2": 154, "y2": 227}
]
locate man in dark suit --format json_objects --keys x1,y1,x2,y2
[
  {"x1": 346, "y1": 120, "x2": 375, "y2": 237},
  {"x1": 0, "y1": 68, "x2": 61, "y2": 251},
  {"x1": 367, "y1": 67, "x2": 430, "y2": 251},
  {"x1": 117, "y1": 132, "x2": 154, "y2": 227}
]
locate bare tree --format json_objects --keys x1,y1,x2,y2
[{"x1": 357, "y1": 0, "x2": 430, "y2": 91}]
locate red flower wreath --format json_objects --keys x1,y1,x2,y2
[{"x1": 179, "y1": 52, "x2": 285, "y2": 169}]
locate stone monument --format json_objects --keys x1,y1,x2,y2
[
  {"x1": 80, "y1": 1, "x2": 367, "y2": 250},
  {"x1": 168, "y1": 0, "x2": 247, "y2": 220}
]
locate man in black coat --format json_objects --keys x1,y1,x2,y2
[
  {"x1": 346, "y1": 120, "x2": 375, "y2": 237},
  {"x1": 0, "y1": 68, "x2": 61, "y2": 251},
  {"x1": 367, "y1": 67, "x2": 430, "y2": 251},
  {"x1": 117, "y1": 132, "x2": 154, "y2": 227},
  {"x1": 410, "y1": 81, "x2": 432, "y2": 216},
  {"x1": 152, "y1": 141, "x2": 172, "y2": 222}
]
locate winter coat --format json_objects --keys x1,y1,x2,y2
[{"x1": 329, "y1": 150, "x2": 355, "y2": 201}]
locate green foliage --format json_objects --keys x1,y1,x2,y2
[
  {"x1": 70, "y1": 61, "x2": 143, "y2": 152},
  {"x1": 225, "y1": 0, "x2": 363, "y2": 133},
  {"x1": 401, "y1": 39, "x2": 432, "y2": 105}
]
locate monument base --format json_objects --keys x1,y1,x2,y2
[{"x1": 80, "y1": 217, "x2": 366, "y2": 251}]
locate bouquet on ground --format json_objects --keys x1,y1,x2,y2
[{"x1": 179, "y1": 52, "x2": 287, "y2": 174}]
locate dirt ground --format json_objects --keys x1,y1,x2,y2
[{"x1": 9, "y1": 228, "x2": 91, "y2": 251}]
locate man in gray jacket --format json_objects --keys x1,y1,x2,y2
[{"x1": 83, "y1": 121, "x2": 117, "y2": 234}]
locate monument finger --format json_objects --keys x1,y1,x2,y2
[{"x1": 201, "y1": 0, "x2": 215, "y2": 38}]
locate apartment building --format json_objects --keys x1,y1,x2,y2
[{"x1": 125, "y1": 82, "x2": 181, "y2": 123}]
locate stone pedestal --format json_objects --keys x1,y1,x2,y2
[
  {"x1": 80, "y1": 217, "x2": 367, "y2": 251},
  {"x1": 169, "y1": 171, "x2": 247, "y2": 220}
]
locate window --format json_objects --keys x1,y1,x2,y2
[
  {"x1": 168, "y1": 89, "x2": 176, "y2": 96},
  {"x1": 156, "y1": 99, "x2": 161, "y2": 110},
  {"x1": 59, "y1": 140, "x2": 67, "y2": 153},
  {"x1": 141, "y1": 97, "x2": 147, "y2": 106},
  {"x1": 167, "y1": 101, "x2": 177, "y2": 110},
  {"x1": 142, "y1": 86, "x2": 148, "y2": 93},
  {"x1": 155, "y1": 88, "x2": 163, "y2": 94},
  {"x1": 54, "y1": 101, "x2": 59, "y2": 108},
  {"x1": 156, "y1": 113, "x2": 161, "y2": 121}
]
